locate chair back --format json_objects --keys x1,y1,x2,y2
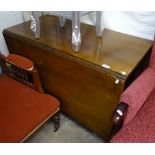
[{"x1": 0, "y1": 53, "x2": 44, "y2": 93}]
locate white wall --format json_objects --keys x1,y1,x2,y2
[{"x1": 0, "y1": 11, "x2": 24, "y2": 56}]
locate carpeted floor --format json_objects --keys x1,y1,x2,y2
[{"x1": 26, "y1": 113, "x2": 104, "y2": 143}]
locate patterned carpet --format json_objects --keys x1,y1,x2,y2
[{"x1": 26, "y1": 113, "x2": 104, "y2": 143}]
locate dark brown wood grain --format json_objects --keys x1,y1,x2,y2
[{"x1": 3, "y1": 15, "x2": 152, "y2": 141}]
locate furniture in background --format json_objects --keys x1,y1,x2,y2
[
  {"x1": 0, "y1": 53, "x2": 60, "y2": 142},
  {"x1": 3, "y1": 15, "x2": 152, "y2": 141},
  {"x1": 30, "y1": 11, "x2": 102, "y2": 52},
  {"x1": 111, "y1": 38, "x2": 155, "y2": 143}
]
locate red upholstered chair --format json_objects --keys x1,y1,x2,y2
[
  {"x1": 111, "y1": 38, "x2": 155, "y2": 143},
  {"x1": 0, "y1": 53, "x2": 60, "y2": 143}
]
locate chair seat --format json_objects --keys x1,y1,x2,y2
[
  {"x1": 0, "y1": 75, "x2": 60, "y2": 142},
  {"x1": 112, "y1": 88, "x2": 155, "y2": 143}
]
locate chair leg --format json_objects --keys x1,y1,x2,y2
[
  {"x1": 96, "y1": 11, "x2": 102, "y2": 37},
  {"x1": 72, "y1": 11, "x2": 81, "y2": 52},
  {"x1": 30, "y1": 11, "x2": 40, "y2": 39},
  {"x1": 59, "y1": 16, "x2": 66, "y2": 27},
  {"x1": 53, "y1": 111, "x2": 60, "y2": 132}
]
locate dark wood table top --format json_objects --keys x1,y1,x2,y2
[{"x1": 4, "y1": 15, "x2": 152, "y2": 79}]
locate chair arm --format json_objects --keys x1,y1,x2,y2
[
  {"x1": 113, "y1": 102, "x2": 129, "y2": 126},
  {"x1": 111, "y1": 102, "x2": 128, "y2": 137},
  {"x1": 120, "y1": 68, "x2": 155, "y2": 126},
  {"x1": 6, "y1": 54, "x2": 34, "y2": 71}
]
